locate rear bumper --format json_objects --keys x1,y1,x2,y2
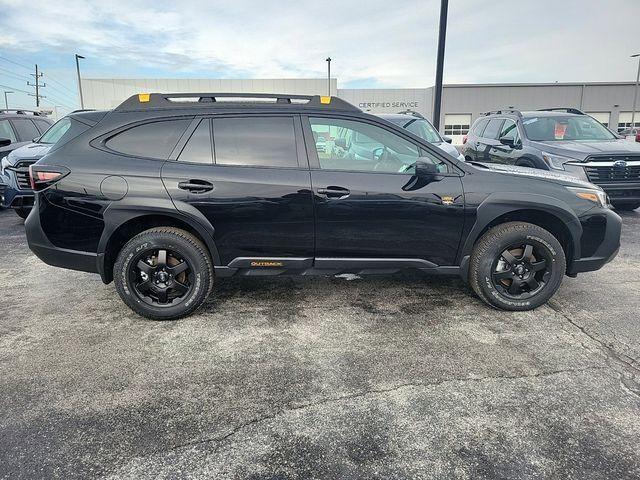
[
  {"x1": 567, "y1": 208, "x2": 622, "y2": 275},
  {"x1": 25, "y1": 201, "x2": 99, "y2": 274}
]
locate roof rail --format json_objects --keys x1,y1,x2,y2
[
  {"x1": 115, "y1": 93, "x2": 360, "y2": 112},
  {"x1": 397, "y1": 109, "x2": 425, "y2": 119},
  {"x1": 538, "y1": 107, "x2": 585, "y2": 115},
  {"x1": 0, "y1": 109, "x2": 47, "y2": 116},
  {"x1": 482, "y1": 108, "x2": 522, "y2": 117}
]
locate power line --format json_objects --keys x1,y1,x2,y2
[
  {"x1": 0, "y1": 82, "x2": 31, "y2": 95},
  {"x1": 0, "y1": 55, "x2": 32, "y2": 71},
  {"x1": 26, "y1": 64, "x2": 45, "y2": 107},
  {"x1": 43, "y1": 73, "x2": 77, "y2": 96},
  {"x1": 0, "y1": 66, "x2": 30, "y2": 83}
]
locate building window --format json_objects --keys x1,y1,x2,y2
[
  {"x1": 617, "y1": 112, "x2": 640, "y2": 132},
  {"x1": 443, "y1": 114, "x2": 471, "y2": 144}
]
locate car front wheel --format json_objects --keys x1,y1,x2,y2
[
  {"x1": 113, "y1": 227, "x2": 213, "y2": 320},
  {"x1": 469, "y1": 222, "x2": 566, "y2": 311}
]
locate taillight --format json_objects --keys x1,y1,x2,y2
[
  {"x1": 29, "y1": 165, "x2": 70, "y2": 191},
  {"x1": 462, "y1": 135, "x2": 468, "y2": 144}
]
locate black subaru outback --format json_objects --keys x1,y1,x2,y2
[
  {"x1": 25, "y1": 93, "x2": 621, "y2": 320},
  {"x1": 462, "y1": 108, "x2": 640, "y2": 211}
]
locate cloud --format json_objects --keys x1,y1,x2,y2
[{"x1": 0, "y1": 0, "x2": 639, "y2": 89}]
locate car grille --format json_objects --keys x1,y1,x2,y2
[
  {"x1": 13, "y1": 160, "x2": 36, "y2": 190},
  {"x1": 0, "y1": 182, "x2": 6, "y2": 200},
  {"x1": 584, "y1": 156, "x2": 640, "y2": 184}
]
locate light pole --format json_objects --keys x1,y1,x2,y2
[
  {"x1": 3, "y1": 91, "x2": 13, "y2": 110},
  {"x1": 432, "y1": 0, "x2": 449, "y2": 131},
  {"x1": 75, "y1": 54, "x2": 85, "y2": 109},
  {"x1": 631, "y1": 53, "x2": 640, "y2": 132},
  {"x1": 326, "y1": 57, "x2": 331, "y2": 96}
]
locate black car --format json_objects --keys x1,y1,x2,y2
[
  {"x1": 0, "y1": 110, "x2": 53, "y2": 211},
  {"x1": 26, "y1": 93, "x2": 621, "y2": 320},
  {"x1": 461, "y1": 108, "x2": 640, "y2": 211}
]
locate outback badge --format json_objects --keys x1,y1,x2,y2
[
  {"x1": 250, "y1": 260, "x2": 284, "y2": 267},
  {"x1": 441, "y1": 195, "x2": 455, "y2": 205}
]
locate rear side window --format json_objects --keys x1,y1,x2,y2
[
  {"x1": 178, "y1": 119, "x2": 213, "y2": 164},
  {"x1": 11, "y1": 118, "x2": 39, "y2": 141},
  {"x1": 33, "y1": 119, "x2": 52, "y2": 134},
  {"x1": 482, "y1": 118, "x2": 504, "y2": 139},
  {"x1": 106, "y1": 119, "x2": 191, "y2": 159},
  {"x1": 213, "y1": 117, "x2": 298, "y2": 168}
]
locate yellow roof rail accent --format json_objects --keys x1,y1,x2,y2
[
  {"x1": 320, "y1": 96, "x2": 331, "y2": 104},
  {"x1": 138, "y1": 93, "x2": 150, "y2": 103}
]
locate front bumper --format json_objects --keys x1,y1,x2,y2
[
  {"x1": 25, "y1": 197, "x2": 99, "y2": 274},
  {"x1": 567, "y1": 207, "x2": 621, "y2": 275}
]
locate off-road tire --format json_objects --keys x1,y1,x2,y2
[
  {"x1": 114, "y1": 227, "x2": 213, "y2": 320},
  {"x1": 469, "y1": 221, "x2": 566, "y2": 311}
]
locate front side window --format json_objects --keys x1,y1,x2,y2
[
  {"x1": 309, "y1": 117, "x2": 445, "y2": 174},
  {"x1": 106, "y1": 119, "x2": 191, "y2": 159},
  {"x1": 213, "y1": 116, "x2": 298, "y2": 168},
  {"x1": 472, "y1": 118, "x2": 489, "y2": 135},
  {"x1": 0, "y1": 119, "x2": 17, "y2": 142},
  {"x1": 483, "y1": 118, "x2": 504, "y2": 139},
  {"x1": 499, "y1": 119, "x2": 519, "y2": 143},
  {"x1": 523, "y1": 115, "x2": 616, "y2": 141},
  {"x1": 11, "y1": 118, "x2": 39, "y2": 141},
  {"x1": 178, "y1": 119, "x2": 212, "y2": 164}
]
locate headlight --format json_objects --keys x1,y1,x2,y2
[
  {"x1": 567, "y1": 187, "x2": 609, "y2": 207},
  {"x1": 0, "y1": 156, "x2": 10, "y2": 176},
  {"x1": 541, "y1": 151, "x2": 575, "y2": 171}
]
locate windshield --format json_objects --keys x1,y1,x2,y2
[
  {"x1": 402, "y1": 118, "x2": 442, "y2": 143},
  {"x1": 522, "y1": 115, "x2": 616, "y2": 141}
]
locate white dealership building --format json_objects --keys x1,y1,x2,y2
[{"x1": 82, "y1": 78, "x2": 640, "y2": 144}]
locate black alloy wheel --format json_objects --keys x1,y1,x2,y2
[
  {"x1": 131, "y1": 248, "x2": 193, "y2": 306},
  {"x1": 491, "y1": 243, "x2": 551, "y2": 299}
]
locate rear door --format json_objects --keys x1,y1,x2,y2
[
  {"x1": 490, "y1": 118, "x2": 520, "y2": 164},
  {"x1": 478, "y1": 118, "x2": 504, "y2": 162},
  {"x1": 304, "y1": 115, "x2": 464, "y2": 267},
  {"x1": 162, "y1": 114, "x2": 315, "y2": 267}
]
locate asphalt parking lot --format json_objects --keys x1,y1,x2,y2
[{"x1": 1, "y1": 208, "x2": 639, "y2": 479}]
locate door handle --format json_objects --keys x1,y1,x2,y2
[
  {"x1": 178, "y1": 179, "x2": 214, "y2": 193},
  {"x1": 317, "y1": 186, "x2": 350, "y2": 199}
]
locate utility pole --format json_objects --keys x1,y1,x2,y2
[
  {"x1": 75, "y1": 54, "x2": 85, "y2": 109},
  {"x1": 326, "y1": 57, "x2": 331, "y2": 96},
  {"x1": 3, "y1": 91, "x2": 13, "y2": 109},
  {"x1": 631, "y1": 53, "x2": 640, "y2": 132},
  {"x1": 27, "y1": 64, "x2": 46, "y2": 108},
  {"x1": 432, "y1": 0, "x2": 449, "y2": 131}
]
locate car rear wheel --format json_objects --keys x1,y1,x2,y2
[
  {"x1": 15, "y1": 207, "x2": 30, "y2": 219},
  {"x1": 114, "y1": 227, "x2": 213, "y2": 320},
  {"x1": 469, "y1": 222, "x2": 566, "y2": 311}
]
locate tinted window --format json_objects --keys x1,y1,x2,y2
[
  {"x1": 33, "y1": 119, "x2": 52, "y2": 134},
  {"x1": 0, "y1": 119, "x2": 17, "y2": 142},
  {"x1": 213, "y1": 117, "x2": 298, "y2": 168},
  {"x1": 472, "y1": 118, "x2": 489, "y2": 135},
  {"x1": 106, "y1": 119, "x2": 190, "y2": 159},
  {"x1": 499, "y1": 119, "x2": 519, "y2": 142},
  {"x1": 482, "y1": 118, "x2": 503, "y2": 139},
  {"x1": 310, "y1": 117, "x2": 446, "y2": 174},
  {"x1": 522, "y1": 115, "x2": 616, "y2": 141},
  {"x1": 11, "y1": 119, "x2": 39, "y2": 141},
  {"x1": 178, "y1": 119, "x2": 212, "y2": 164}
]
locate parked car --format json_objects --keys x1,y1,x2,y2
[
  {"x1": 618, "y1": 127, "x2": 640, "y2": 143},
  {"x1": 462, "y1": 108, "x2": 640, "y2": 211},
  {"x1": 0, "y1": 110, "x2": 53, "y2": 216},
  {"x1": 375, "y1": 111, "x2": 465, "y2": 162},
  {"x1": 26, "y1": 93, "x2": 620, "y2": 320}
]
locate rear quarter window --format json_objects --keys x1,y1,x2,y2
[
  {"x1": 106, "y1": 119, "x2": 191, "y2": 159},
  {"x1": 41, "y1": 117, "x2": 91, "y2": 151}
]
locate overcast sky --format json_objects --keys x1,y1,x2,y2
[{"x1": 0, "y1": 0, "x2": 639, "y2": 112}]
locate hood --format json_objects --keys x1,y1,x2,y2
[
  {"x1": 7, "y1": 142, "x2": 53, "y2": 164},
  {"x1": 478, "y1": 163, "x2": 598, "y2": 189},
  {"x1": 530, "y1": 139, "x2": 640, "y2": 159},
  {"x1": 433, "y1": 141, "x2": 461, "y2": 158}
]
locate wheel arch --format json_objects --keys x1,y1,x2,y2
[
  {"x1": 97, "y1": 202, "x2": 220, "y2": 284},
  {"x1": 459, "y1": 193, "x2": 582, "y2": 276}
]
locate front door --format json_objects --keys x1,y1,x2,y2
[
  {"x1": 490, "y1": 118, "x2": 520, "y2": 164},
  {"x1": 162, "y1": 115, "x2": 315, "y2": 266},
  {"x1": 304, "y1": 115, "x2": 465, "y2": 267}
]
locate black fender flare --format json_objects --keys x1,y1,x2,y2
[
  {"x1": 458, "y1": 192, "x2": 582, "y2": 273},
  {"x1": 96, "y1": 198, "x2": 221, "y2": 282},
  {"x1": 515, "y1": 155, "x2": 547, "y2": 170}
]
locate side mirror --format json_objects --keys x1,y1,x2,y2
[
  {"x1": 499, "y1": 136, "x2": 515, "y2": 148},
  {"x1": 415, "y1": 159, "x2": 439, "y2": 177},
  {"x1": 334, "y1": 138, "x2": 347, "y2": 149},
  {"x1": 0, "y1": 138, "x2": 11, "y2": 147},
  {"x1": 442, "y1": 135, "x2": 453, "y2": 144}
]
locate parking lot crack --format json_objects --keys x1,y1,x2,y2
[{"x1": 160, "y1": 366, "x2": 606, "y2": 455}]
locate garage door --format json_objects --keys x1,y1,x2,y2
[
  {"x1": 586, "y1": 112, "x2": 610, "y2": 128},
  {"x1": 618, "y1": 112, "x2": 640, "y2": 132},
  {"x1": 444, "y1": 114, "x2": 471, "y2": 145}
]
